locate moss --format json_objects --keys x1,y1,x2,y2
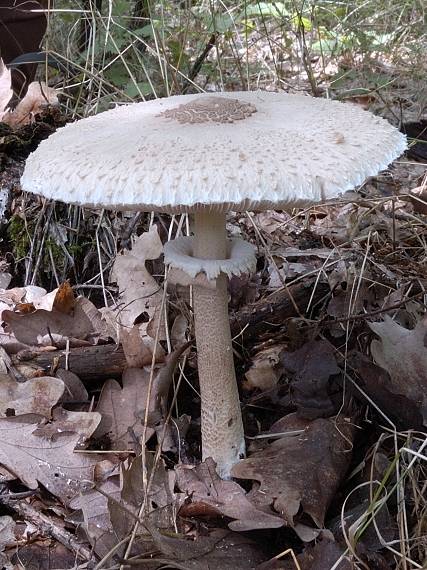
[
  {"x1": 43, "y1": 237, "x2": 67, "y2": 274},
  {"x1": 7, "y1": 215, "x2": 32, "y2": 260}
]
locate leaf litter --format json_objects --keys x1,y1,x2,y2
[{"x1": 0, "y1": 105, "x2": 425, "y2": 570}]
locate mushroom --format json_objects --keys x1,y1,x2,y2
[{"x1": 21, "y1": 91, "x2": 406, "y2": 478}]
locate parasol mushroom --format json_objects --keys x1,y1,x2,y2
[{"x1": 21, "y1": 91, "x2": 406, "y2": 478}]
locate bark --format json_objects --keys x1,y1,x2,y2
[
  {"x1": 13, "y1": 343, "x2": 126, "y2": 383},
  {"x1": 11, "y1": 281, "x2": 327, "y2": 384}
]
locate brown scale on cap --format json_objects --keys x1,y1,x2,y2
[{"x1": 159, "y1": 95, "x2": 257, "y2": 124}]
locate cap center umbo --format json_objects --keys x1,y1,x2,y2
[{"x1": 159, "y1": 96, "x2": 257, "y2": 124}]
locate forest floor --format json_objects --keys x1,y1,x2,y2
[{"x1": 0, "y1": 59, "x2": 426, "y2": 570}]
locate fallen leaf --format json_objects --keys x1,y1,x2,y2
[
  {"x1": 268, "y1": 261, "x2": 315, "y2": 287},
  {"x1": 330, "y1": 498, "x2": 395, "y2": 555},
  {"x1": 348, "y1": 352, "x2": 423, "y2": 429},
  {"x1": 155, "y1": 413, "x2": 191, "y2": 454},
  {"x1": 0, "y1": 273, "x2": 11, "y2": 290},
  {"x1": 0, "y1": 412, "x2": 106, "y2": 504},
  {"x1": 70, "y1": 453, "x2": 174, "y2": 558},
  {"x1": 2, "y1": 296, "x2": 101, "y2": 346},
  {"x1": 327, "y1": 262, "x2": 374, "y2": 326},
  {"x1": 0, "y1": 515, "x2": 15, "y2": 551},
  {"x1": 34, "y1": 408, "x2": 101, "y2": 441},
  {"x1": 0, "y1": 374, "x2": 64, "y2": 418},
  {"x1": 170, "y1": 314, "x2": 189, "y2": 348},
  {"x1": 0, "y1": 59, "x2": 13, "y2": 119},
  {"x1": 112, "y1": 453, "x2": 175, "y2": 536},
  {"x1": 369, "y1": 316, "x2": 427, "y2": 425},
  {"x1": 251, "y1": 210, "x2": 300, "y2": 237},
  {"x1": 0, "y1": 514, "x2": 15, "y2": 570},
  {"x1": 56, "y1": 369, "x2": 88, "y2": 403},
  {"x1": 2, "y1": 81, "x2": 59, "y2": 127},
  {"x1": 145, "y1": 527, "x2": 267, "y2": 569},
  {"x1": 121, "y1": 324, "x2": 165, "y2": 367},
  {"x1": 111, "y1": 225, "x2": 164, "y2": 331},
  {"x1": 244, "y1": 345, "x2": 284, "y2": 392},
  {"x1": 68, "y1": 477, "x2": 121, "y2": 558},
  {"x1": 0, "y1": 331, "x2": 29, "y2": 354},
  {"x1": 281, "y1": 340, "x2": 340, "y2": 419},
  {"x1": 311, "y1": 204, "x2": 360, "y2": 243},
  {"x1": 95, "y1": 368, "x2": 158, "y2": 450},
  {"x1": 277, "y1": 246, "x2": 339, "y2": 260},
  {"x1": 176, "y1": 457, "x2": 284, "y2": 532},
  {"x1": 232, "y1": 417, "x2": 354, "y2": 529},
  {"x1": 10, "y1": 542, "x2": 79, "y2": 570},
  {"x1": 409, "y1": 185, "x2": 427, "y2": 215},
  {"x1": 32, "y1": 282, "x2": 75, "y2": 314},
  {"x1": 0, "y1": 285, "x2": 47, "y2": 315},
  {"x1": 259, "y1": 537, "x2": 352, "y2": 570}
]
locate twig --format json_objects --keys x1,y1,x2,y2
[
  {"x1": 0, "y1": 345, "x2": 27, "y2": 383},
  {"x1": 118, "y1": 212, "x2": 143, "y2": 250},
  {"x1": 245, "y1": 211, "x2": 303, "y2": 317},
  {"x1": 315, "y1": 291, "x2": 424, "y2": 327},
  {"x1": 182, "y1": 34, "x2": 217, "y2": 93},
  {"x1": 0, "y1": 496, "x2": 93, "y2": 562}
]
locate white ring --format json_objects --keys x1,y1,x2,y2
[{"x1": 164, "y1": 236, "x2": 256, "y2": 281}]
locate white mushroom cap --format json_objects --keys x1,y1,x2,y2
[{"x1": 21, "y1": 91, "x2": 406, "y2": 212}]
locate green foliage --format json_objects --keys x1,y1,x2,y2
[
  {"x1": 7, "y1": 216, "x2": 32, "y2": 261},
  {"x1": 46, "y1": 0, "x2": 426, "y2": 111}
]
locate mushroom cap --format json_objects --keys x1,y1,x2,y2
[{"x1": 21, "y1": 91, "x2": 406, "y2": 213}]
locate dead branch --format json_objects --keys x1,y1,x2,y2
[
  {"x1": 0, "y1": 495, "x2": 93, "y2": 562},
  {"x1": 13, "y1": 344, "x2": 126, "y2": 383}
]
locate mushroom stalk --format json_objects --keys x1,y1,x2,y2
[{"x1": 192, "y1": 211, "x2": 245, "y2": 478}]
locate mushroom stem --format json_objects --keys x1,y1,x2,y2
[{"x1": 192, "y1": 211, "x2": 245, "y2": 478}]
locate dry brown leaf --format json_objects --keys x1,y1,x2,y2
[
  {"x1": 0, "y1": 515, "x2": 15, "y2": 570},
  {"x1": 0, "y1": 374, "x2": 64, "y2": 418},
  {"x1": 177, "y1": 458, "x2": 284, "y2": 531},
  {"x1": 170, "y1": 314, "x2": 189, "y2": 348},
  {"x1": 68, "y1": 477, "x2": 121, "y2": 558},
  {"x1": 0, "y1": 516, "x2": 15, "y2": 551},
  {"x1": 56, "y1": 369, "x2": 88, "y2": 403},
  {"x1": 244, "y1": 345, "x2": 284, "y2": 392},
  {"x1": 0, "y1": 412, "x2": 105, "y2": 504},
  {"x1": 121, "y1": 324, "x2": 165, "y2": 367},
  {"x1": 70, "y1": 454, "x2": 174, "y2": 558},
  {"x1": 2, "y1": 296, "x2": 101, "y2": 346},
  {"x1": 111, "y1": 225, "x2": 164, "y2": 331},
  {"x1": 268, "y1": 261, "x2": 315, "y2": 287},
  {"x1": 409, "y1": 185, "x2": 427, "y2": 215},
  {"x1": 110, "y1": 455, "x2": 175, "y2": 560},
  {"x1": 349, "y1": 351, "x2": 424, "y2": 429},
  {"x1": 10, "y1": 542, "x2": 79, "y2": 570},
  {"x1": 232, "y1": 417, "x2": 354, "y2": 529},
  {"x1": 146, "y1": 527, "x2": 267, "y2": 570},
  {"x1": 259, "y1": 537, "x2": 352, "y2": 570},
  {"x1": 2, "y1": 81, "x2": 59, "y2": 127},
  {"x1": 34, "y1": 408, "x2": 101, "y2": 440},
  {"x1": 369, "y1": 316, "x2": 427, "y2": 425},
  {"x1": 281, "y1": 340, "x2": 340, "y2": 419},
  {"x1": 327, "y1": 262, "x2": 374, "y2": 325},
  {"x1": 32, "y1": 282, "x2": 75, "y2": 314},
  {"x1": 311, "y1": 203, "x2": 371, "y2": 244},
  {"x1": 0, "y1": 59, "x2": 12, "y2": 119},
  {"x1": 0, "y1": 286, "x2": 47, "y2": 318},
  {"x1": 95, "y1": 367, "x2": 158, "y2": 449},
  {"x1": 0, "y1": 273, "x2": 11, "y2": 290},
  {"x1": 113, "y1": 453, "x2": 175, "y2": 531},
  {"x1": 0, "y1": 331, "x2": 31, "y2": 354},
  {"x1": 251, "y1": 210, "x2": 300, "y2": 237}
]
